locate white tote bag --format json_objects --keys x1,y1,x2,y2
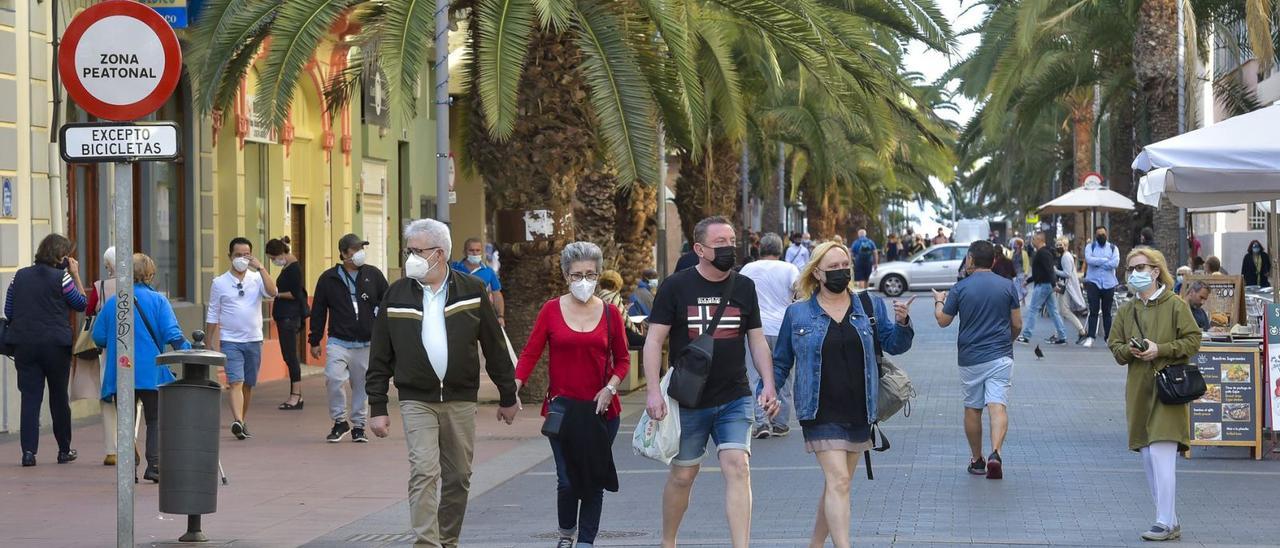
[{"x1": 633, "y1": 369, "x2": 681, "y2": 464}]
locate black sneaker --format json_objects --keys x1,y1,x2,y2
[
  {"x1": 1015, "y1": 336, "x2": 1030, "y2": 344},
  {"x1": 327, "y1": 421, "x2": 351, "y2": 443},
  {"x1": 770, "y1": 424, "x2": 792, "y2": 437},
  {"x1": 57, "y1": 449, "x2": 77, "y2": 464},
  {"x1": 1046, "y1": 337, "x2": 1067, "y2": 345},
  {"x1": 986, "y1": 450, "x2": 1003, "y2": 479},
  {"x1": 1075, "y1": 334, "x2": 1088, "y2": 345},
  {"x1": 231, "y1": 421, "x2": 246, "y2": 440},
  {"x1": 351, "y1": 427, "x2": 369, "y2": 443},
  {"x1": 967, "y1": 457, "x2": 986, "y2": 475},
  {"x1": 242, "y1": 424, "x2": 254, "y2": 439},
  {"x1": 556, "y1": 538, "x2": 574, "y2": 548},
  {"x1": 752, "y1": 424, "x2": 772, "y2": 439}
]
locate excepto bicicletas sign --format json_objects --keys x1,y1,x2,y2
[
  {"x1": 57, "y1": 0, "x2": 182, "y2": 121},
  {"x1": 60, "y1": 122, "x2": 180, "y2": 163}
]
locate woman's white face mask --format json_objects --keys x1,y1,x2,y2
[{"x1": 569, "y1": 279, "x2": 597, "y2": 302}]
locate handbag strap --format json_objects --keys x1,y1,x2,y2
[
  {"x1": 602, "y1": 303, "x2": 614, "y2": 386},
  {"x1": 857, "y1": 291, "x2": 883, "y2": 358},
  {"x1": 134, "y1": 296, "x2": 166, "y2": 354},
  {"x1": 704, "y1": 273, "x2": 738, "y2": 337}
]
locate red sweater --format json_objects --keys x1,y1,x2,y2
[{"x1": 516, "y1": 298, "x2": 631, "y2": 420}]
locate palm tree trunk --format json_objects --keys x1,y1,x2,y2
[
  {"x1": 806, "y1": 187, "x2": 840, "y2": 240},
  {"x1": 615, "y1": 183, "x2": 658, "y2": 296},
  {"x1": 576, "y1": 168, "x2": 621, "y2": 269},
  {"x1": 760, "y1": 144, "x2": 784, "y2": 234},
  {"x1": 674, "y1": 139, "x2": 741, "y2": 243},
  {"x1": 1135, "y1": 0, "x2": 1182, "y2": 263},
  {"x1": 1109, "y1": 90, "x2": 1139, "y2": 261},
  {"x1": 1069, "y1": 91, "x2": 1094, "y2": 255},
  {"x1": 466, "y1": 29, "x2": 597, "y2": 401}
]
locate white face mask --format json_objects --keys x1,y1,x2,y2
[
  {"x1": 232, "y1": 257, "x2": 251, "y2": 273},
  {"x1": 570, "y1": 279, "x2": 597, "y2": 303},
  {"x1": 405, "y1": 250, "x2": 441, "y2": 280},
  {"x1": 466, "y1": 254, "x2": 483, "y2": 265},
  {"x1": 272, "y1": 257, "x2": 287, "y2": 267},
  {"x1": 647, "y1": 278, "x2": 659, "y2": 288},
  {"x1": 351, "y1": 249, "x2": 367, "y2": 267}
]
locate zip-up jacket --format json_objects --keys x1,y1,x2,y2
[
  {"x1": 309, "y1": 264, "x2": 389, "y2": 346},
  {"x1": 366, "y1": 271, "x2": 518, "y2": 417}
]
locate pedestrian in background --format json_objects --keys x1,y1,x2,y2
[
  {"x1": 515, "y1": 242, "x2": 629, "y2": 548},
  {"x1": 597, "y1": 270, "x2": 645, "y2": 348},
  {"x1": 850, "y1": 229, "x2": 878, "y2": 290},
  {"x1": 1174, "y1": 266, "x2": 1191, "y2": 294},
  {"x1": 991, "y1": 245, "x2": 1016, "y2": 280},
  {"x1": 83, "y1": 246, "x2": 130, "y2": 465},
  {"x1": 1053, "y1": 237, "x2": 1088, "y2": 345},
  {"x1": 367, "y1": 218, "x2": 521, "y2": 547},
  {"x1": 1083, "y1": 227, "x2": 1120, "y2": 348},
  {"x1": 933, "y1": 240, "x2": 1020, "y2": 479},
  {"x1": 1184, "y1": 280, "x2": 1211, "y2": 331},
  {"x1": 1240, "y1": 239, "x2": 1271, "y2": 287},
  {"x1": 1017, "y1": 232, "x2": 1067, "y2": 345},
  {"x1": 1137, "y1": 227, "x2": 1156, "y2": 249},
  {"x1": 266, "y1": 237, "x2": 307, "y2": 410},
  {"x1": 93, "y1": 253, "x2": 188, "y2": 483},
  {"x1": 1206, "y1": 256, "x2": 1225, "y2": 275},
  {"x1": 932, "y1": 228, "x2": 948, "y2": 246},
  {"x1": 739, "y1": 232, "x2": 799, "y2": 439},
  {"x1": 5, "y1": 234, "x2": 87, "y2": 467},
  {"x1": 452, "y1": 237, "x2": 505, "y2": 325},
  {"x1": 884, "y1": 233, "x2": 902, "y2": 263},
  {"x1": 310, "y1": 234, "x2": 388, "y2": 443},
  {"x1": 785, "y1": 232, "x2": 811, "y2": 269},
  {"x1": 205, "y1": 237, "x2": 279, "y2": 441},
  {"x1": 1107, "y1": 247, "x2": 1200, "y2": 541},
  {"x1": 1010, "y1": 238, "x2": 1030, "y2": 302},
  {"x1": 628, "y1": 268, "x2": 659, "y2": 318},
  {"x1": 772, "y1": 242, "x2": 913, "y2": 548}
]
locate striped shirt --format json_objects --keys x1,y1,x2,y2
[{"x1": 5, "y1": 268, "x2": 87, "y2": 318}]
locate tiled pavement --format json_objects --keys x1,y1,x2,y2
[{"x1": 314, "y1": 296, "x2": 1280, "y2": 547}]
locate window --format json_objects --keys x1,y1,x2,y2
[
  {"x1": 922, "y1": 247, "x2": 954, "y2": 262},
  {"x1": 1249, "y1": 203, "x2": 1267, "y2": 231}
]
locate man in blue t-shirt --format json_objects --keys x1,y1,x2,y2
[
  {"x1": 850, "y1": 229, "x2": 878, "y2": 289},
  {"x1": 451, "y1": 237, "x2": 505, "y2": 325},
  {"x1": 932, "y1": 240, "x2": 1021, "y2": 480}
]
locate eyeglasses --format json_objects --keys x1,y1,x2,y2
[
  {"x1": 405, "y1": 246, "x2": 440, "y2": 258},
  {"x1": 568, "y1": 272, "x2": 600, "y2": 282},
  {"x1": 235, "y1": 281, "x2": 244, "y2": 297},
  {"x1": 1125, "y1": 264, "x2": 1155, "y2": 274}
]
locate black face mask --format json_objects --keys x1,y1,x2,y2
[
  {"x1": 1253, "y1": 246, "x2": 1262, "y2": 254},
  {"x1": 708, "y1": 245, "x2": 737, "y2": 272},
  {"x1": 822, "y1": 268, "x2": 852, "y2": 293},
  {"x1": 1095, "y1": 235, "x2": 1107, "y2": 246}
]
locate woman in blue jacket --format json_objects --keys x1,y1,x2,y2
[
  {"x1": 93, "y1": 253, "x2": 189, "y2": 483},
  {"x1": 769, "y1": 241, "x2": 914, "y2": 548}
]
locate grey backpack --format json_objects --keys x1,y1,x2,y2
[{"x1": 858, "y1": 292, "x2": 916, "y2": 422}]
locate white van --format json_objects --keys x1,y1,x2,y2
[{"x1": 952, "y1": 219, "x2": 991, "y2": 244}]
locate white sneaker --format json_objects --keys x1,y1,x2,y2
[{"x1": 1082, "y1": 337, "x2": 1094, "y2": 348}]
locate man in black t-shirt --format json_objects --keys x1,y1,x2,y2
[
  {"x1": 643, "y1": 216, "x2": 779, "y2": 548},
  {"x1": 1016, "y1": 231, "x2": 1067, "y2": 345}
]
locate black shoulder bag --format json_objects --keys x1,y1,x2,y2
[
  {"x1": 542, "y1": 304, "x2": 616, "y2": 438},
  {"x1": 1133, "y1": 303, "x2": 1206, "y2": 405},
  {"x1": 856, "y1": 292, "x2": 896, "y2": 480},
  {"x1": 667, "y1": 274, "x2": 737, "y2": 408}
]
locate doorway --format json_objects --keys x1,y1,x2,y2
[{"x1": 290, "y1": 204, "x2": 308, "y2": 363}]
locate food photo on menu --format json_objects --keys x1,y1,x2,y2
[
  {"x1": 1194, "y1": 422, "x2": 1222, "y2": 441},
  {"x1": 1222, "y1": 403, "x2": 1251, "y2": 422},
  {"x1": 1222, "y1": 363, "x2": 1251, "y2": 383},
  {"x1": 1198, "y1": 384, "x2": 1222, "y2": 403}
]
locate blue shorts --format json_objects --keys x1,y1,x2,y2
[
  {"x1": 223, "y1": 341, "x2": 263, "y2": 387},
  {"x1": 673, "y1": 396, "x2": 753, "y2": 467},
  {"x1": 959, "y1": 356, "x2": 1013, "y2": 409}
]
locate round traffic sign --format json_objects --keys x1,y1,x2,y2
[
  {"x1": 58, "y1": 0, "x2": 182, "y2": 121},
  {"x1": 1080, "y1": 171, "x2": 1104, "y2": 188}
]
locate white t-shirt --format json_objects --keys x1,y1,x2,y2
[
  {"x1": 739, "y1": 259, "x2": 799, "y2": 337},
  {"x1": 206, "y1": 270, "x2": 272, "y2": 343}
]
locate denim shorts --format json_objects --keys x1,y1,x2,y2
[
  {"x1": 959, "y1": 356, "x2": 1013, "y2": 409},
  {"x1": 223, "y1": 341, "x2": 263, "y2": 387},
  {"x1": 672, "y1": 395, "x2": 753, "y2": 467}
]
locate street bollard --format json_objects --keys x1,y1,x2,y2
[{"x1": 156, "y1": 330, "x2": 225, "y2": 543}]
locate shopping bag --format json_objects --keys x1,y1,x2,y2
[
  {"x1": 69, "y1": 357, "x2": 102, "y2": 401},
  {"x1": 633, "y1": 369, "x2": 681, "y2": 464}
]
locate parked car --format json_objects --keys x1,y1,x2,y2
[{"x1": 869, "y1": 243, "x2": 969, "y2": 297}]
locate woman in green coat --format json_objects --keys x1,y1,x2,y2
[{"x1": 1108, "y1": 247, "x2": 1201, "y2": 542}]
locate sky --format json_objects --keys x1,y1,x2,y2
[{"x1": 898, "y1": 0, "x2": 983, "y2": 234}]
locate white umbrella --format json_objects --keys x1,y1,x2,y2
[
  {"x1": 1134, "y1": 104, "x2": 1280, "y2": 207},
  {"x1": 1037, "y1": 182, "x2": 1135, "y2": 214}
]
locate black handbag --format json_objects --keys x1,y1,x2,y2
[
  {"x1": 543, "y1": 305, "x2": 616, "y2": 438},
  {"x1": 1132, "y1": 304, "x2": 1206, "y2": 405},
  {"x1": 667, "y1": 274, "x2": 737, "y2": 408},
  {"x1": 0, "y1": 316, "x2": 13, "y2": 357}
]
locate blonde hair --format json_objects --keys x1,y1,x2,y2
[
  {"x1": 1125, "y1": 247, "x2": 1175, "y2": 290},
  {"x1": 133, "y1": 253, "x2": 157, "y2": 285},
  {"x1": 796, "y1": 242, "x2": 851, "y2": 297},
  {"x1": 1055, "y1": 236, "x2": 1069, "y2": 248}
]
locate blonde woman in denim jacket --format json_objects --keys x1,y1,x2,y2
[{"x1": 768, "y1": 242, "x2": 914, "y2": 548}]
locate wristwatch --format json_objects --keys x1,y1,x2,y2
[{"x1": 604, "y1": 384, "x2": 618, "y2": 395}]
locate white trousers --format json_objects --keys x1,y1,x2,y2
[{"x1": 1140, "y1": 442, "x2": 1179, "y2": 528}]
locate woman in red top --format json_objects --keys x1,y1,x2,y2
[{"x1": 515, "y1": 241, "x2": 630, "y2": 548}]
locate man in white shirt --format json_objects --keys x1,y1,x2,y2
[
  {"x1": 739, "y1": 233, "x2": 799, "y2": 438},
  {"x1": 206, "y1": 237, "x2": 278, "y2": 440},
  {"x1": 784, "y1": 232, "x2": 810, "y2": 269}
]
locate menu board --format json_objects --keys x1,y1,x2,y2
[
  {"x1": 1183, "y1": 275, "x2": 1243, "y2": 333},
  {"x1": 1188, "y1": 346, "x2": 1263, "y2": 459},
  {"x1": 1265, "y1": 304, "x2": 1280, "y2": 431}
]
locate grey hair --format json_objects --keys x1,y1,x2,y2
[
  {"x1": 693, "y1": 216, "x2": 732, "y2": 245},
  {"x1": 103, "y1": 246, "x2": 116, "y2": 271},
  {"x1": 560, "y1": 241, "x2": 603, "y2": 275},
  {"x1": 1186, "y1": 280, "x2": 1210, "y2": 293},
  {"x1": 759, "y1": 233, "x2": 784, "y2": 257},
  {"x1": 404, "y1": 219, "x2": 452, "y2": 257}
]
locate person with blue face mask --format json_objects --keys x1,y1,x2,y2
[
  {"x1": 1239, "y1": 239, "x2": 1271, "y2": 288},
  {"x1": 452, "y1": 237, "x2": 506, "y2": 325},
  {"x1": 1107, "y1": 248, "x2": 1201, "y2": 542}
]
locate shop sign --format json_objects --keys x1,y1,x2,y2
[
  {"x1": 60, "y1": 122, "x2": 180, "y2": 163},
  {"x1": 1, "y1": 177, "x2": 13, "y2": 218},
  {"x1": 1184, "y1": 274, "x2": 1243, "y2": 334},
  {"x1": 244, "y1": 94, "x2": 276, "y2": 144},
  {"x1": 1189, "y1": 346, "x2": 1264, "y2": 459},
  {"x1": 1265, "y1": 304, "x2": 1280, "y2": 431},
  {"x1": 140, "y1": 0, "x2": 188, "y2": 28}
]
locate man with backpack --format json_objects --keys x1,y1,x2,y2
[
  {"x1": 932, "y1": 240, "x2": 1021, "y2": 480},
  {"x1": 850, "y1": 229, "x2": 878, "y2": 290}
]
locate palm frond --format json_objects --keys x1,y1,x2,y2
[
  {"x1": 533, "y1": 0, "x2": 573, "y2": 31},
  {"x1": 187, "y1": 0, "x2": 280, "y2": 114},
  {"x1": 379, "y1": 0, "x2": 436, "y2": 120},
  {"x1": 254, "y1": 0, "x2": 355, "y2": 129},
  {"x1": 475, "y1": 0, "x2": 536, "y2": 139}
]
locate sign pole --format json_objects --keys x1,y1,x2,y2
[{"x1": 114, "y1": 160, "x2": 135, "y2": 548}]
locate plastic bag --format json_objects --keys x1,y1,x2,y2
[{"x1": 633, "y1": 369, "x2": 681, "y2": 464}]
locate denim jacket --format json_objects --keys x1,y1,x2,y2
[{"x1": 765, "y1": 291, "x2": 914, "y2": 423}]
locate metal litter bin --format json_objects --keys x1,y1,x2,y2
[{"x1": 156, "y1": 331, "x2": 224, "y2": 542}]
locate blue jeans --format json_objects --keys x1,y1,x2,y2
[
  {"x1": 1021, "y1": 283, "x2": 1066, "y2": 340},
  {"x1": 549, "y1": 416, "x2": 620, "y2": 544},
  {"x1": 673, "y1": 396, "x2": 753, "y2": 466},
  {"x1": 745, "y1": 335, "x2": 792, "y2": 428},
  {"x1": 223, "y1": 341, "x2": 263, "y2": 386}
]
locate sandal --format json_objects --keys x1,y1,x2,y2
[{"x1": 278, "y1": 394, "x2": 304, "y2": 410}]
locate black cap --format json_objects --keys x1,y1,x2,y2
[{"x1": 338, "y1": 233, "x2": 370, "y2": 254}]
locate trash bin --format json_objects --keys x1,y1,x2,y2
[{"x1": 156, "y1": 331, "x2": 224, "y2": 542}]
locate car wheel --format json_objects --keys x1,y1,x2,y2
[{"x1": 881, "y1": 274, "x2": 906, "y2": 297}]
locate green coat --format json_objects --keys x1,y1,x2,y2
[{"x1": 1107, "y1": 287, "x2": 1201, "y2": 452}]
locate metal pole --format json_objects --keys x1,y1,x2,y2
[
  {"x1": 433, "y1": 0, "x2": 450, "y2": 223},
  {"x1": 740, "y1": 140, "x2": 749, "y2": 257},
  {"x1": 776, "y1": 141, "x2": 785, "y2": 234},
  {"x1": 113, "y1": 162, "x2": 135, "y2": 548},
  {"x1": 656, "y1": 127, "x2": 668, "y2": 277},
  {"x1": 49, "y1": 0, "x2": 64, "y2": 235},
  {"x1": 1176, "y1": 0, "x2": 1188, "y2": 267}
]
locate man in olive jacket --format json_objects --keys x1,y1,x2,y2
[{"x1": 367, "y1": 218, "x2": 520, "y2": 548}]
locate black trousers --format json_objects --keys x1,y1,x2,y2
[
  {"x1": 1085, "y1": 282, "x2": 1115, "y2": 340},
  {"x1": 15, "y1": 344, "x2": 73, "y2": 455},
  {"x1": 136, "y1": 390, "x2": 160, "y2": 467},
  {"x1": 275, "y1": 317, "x2": 302, "y2": 383}
]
